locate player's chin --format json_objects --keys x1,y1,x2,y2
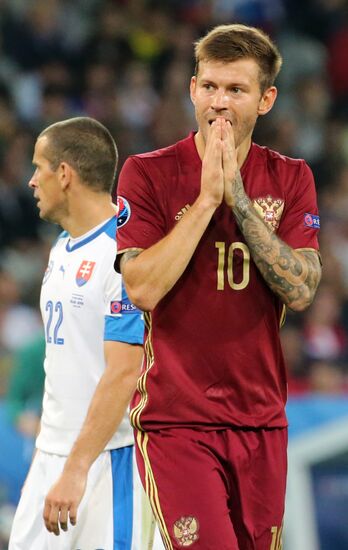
[{"x1": 38, "y1": 206, "x2": 49, "y2": 221}]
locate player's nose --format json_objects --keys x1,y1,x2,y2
[
  {"x1": 28, "y1": 172, "x2": 38, "y2": 189},
  {"x1": 211, "y1": 88, "x2": 229, "y2": 111}
]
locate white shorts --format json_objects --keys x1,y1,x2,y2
[{"x1": 9, "y1": 445, "x2": 164, "y2": 550}]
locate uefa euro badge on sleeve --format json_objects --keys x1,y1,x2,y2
[
  {"x1": 116, "y1": 196, "x2": 131, "y2": 228},
  {"x1": 304, "y1": 213, "x2": 320, "y2": 229}
]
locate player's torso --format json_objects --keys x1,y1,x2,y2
[
  {"x1": 132, "y1": 140, "x2": 295, "y2": 429},
  {"x1": 37, "y1": 221, "x2": 133, "y2": 453},
  {"x1": 40, "y1": 234, "x2": 109, "y2": 376}
]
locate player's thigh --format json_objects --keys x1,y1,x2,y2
[
  {"x1": 9, "y1": 450, "x2": 48, "y2": 550},
  {"x1": 227, "y1": 428, "x2": 287, "y2": 550},
  {"x1": 136, "y1": 429, "x2": 240, "y2": 550},
  {"x1": 78, "y1": 445, "x2": 158, "y2": 550},
  {"x1": 9, "y1": 451, "x2": 78, "y2": 550}
]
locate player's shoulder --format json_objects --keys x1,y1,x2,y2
[
  {"x1": 127, "y1": 133, "x2": 194, "y2": 169},
  {"x1": 252, "y1": 143, "x2": 308, "y2": 172},
  {"x1": 134, "y1": 140, "x2": 179, "y2": 161},
  {"x1": 100, "y1": 216, "x2": 117, "y2": 242}
]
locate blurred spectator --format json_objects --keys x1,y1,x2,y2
[
  {"x1": 308, "y1": 359, "x2": 348, "y2": 394},
  {"x1": 302, "y1": 285, "x2": 348, "y2": 363},
  {"x1": 0, "y1": 269, "x2": 41, "y2": 354},
  {"x1": 5, "y1": 333, "x2": 44, "y2": 438}
]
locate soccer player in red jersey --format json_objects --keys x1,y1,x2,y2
[{"x1": 115, "y1": 24, "x2": 322, "y2": 549}]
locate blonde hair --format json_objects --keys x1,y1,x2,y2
[{"x1": 194, "y1": 24, "x2": 282, "y2": 92}]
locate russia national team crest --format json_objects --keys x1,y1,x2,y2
[
  {"x1": 76, "y1": 260, "x2": 96, "y2": 287},
  {"x1": 117, "y1": 196, "x2": 131, "y2": 228},
  {"x1": 173, "y1": 516, "x2": 199, "y2": 547},
  {"x1": 252, "y1": 195, "x2": 285, "y2": 232}
]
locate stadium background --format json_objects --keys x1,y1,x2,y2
[{"x1": 0, "y1": 0, "x2": 348, "y2": 548}]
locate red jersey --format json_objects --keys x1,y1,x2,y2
[{"x1": 116, "y1": 133, "x2": 319, "y2": 430}]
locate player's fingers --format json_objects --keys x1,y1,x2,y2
[
  {"x1": 69, "y1": 503, "x2": 78, "y2": 526},
  {"x1": 45, "y1": 504, "x2": 60, "y2": 536},
  {"x1": 43, "y1": 501, "x2": 52, "y2": 532},
  {"x1": 59, "y1": 506, "x2": 69, "y2": 532}
]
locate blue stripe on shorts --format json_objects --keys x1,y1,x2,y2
[{"x1": 111, "y1": 445, "x2": 133, "y2": 549}]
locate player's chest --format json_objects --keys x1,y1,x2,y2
[
  {"x1": 40, "y1": 250, "x2": 103, "y2": 316},
  {"x1": 162, "y1": 167, "x2": 286, "y2": 237}
]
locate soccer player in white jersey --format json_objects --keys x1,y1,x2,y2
[{"x1": 9, "y1": 117, "x2": 162, "y2": 550}]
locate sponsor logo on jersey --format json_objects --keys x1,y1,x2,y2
[
  {"x1": 117, "y1": 196, "x2": 131, "y2": 228},
  {"x1": 43, "y1": 260, "x2": 53, "y2": 284},
  {"x1": 252, "y1": 196, "x2": 284, "y2": 232},
  {"x1": 76, "y1": 260, "x2": 96, "y2": 287},
  {"x1": 110, "y1": 296, "x2": 139, "y2": 314},
  {"x1": 175, "y1": 204, "x2": 191, "y2": 221},
  {"x1": 304, "y1": 213, "x2": 320, "y2": 229},
  {"x1": 173, "y1": 516, "x2": 199, "y2": 546}
]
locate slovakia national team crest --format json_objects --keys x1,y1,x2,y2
[
  {"x1": 76, "y1": 260, "x2": 96, "y2": 287},
  {"x1": 117, "y1": 196, "x2": 131, "y2": 228}
]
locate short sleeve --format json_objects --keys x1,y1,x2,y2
[
  {"x1": 116, "y1": 156, "x2": 167, "y2": 256},
  {"x1": 103, "y1": 262, "x2": 144, "y2": 345},
  {"x1": 278, "y1": 161, "x2": 320, "y2": 250}
]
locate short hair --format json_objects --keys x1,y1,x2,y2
[
  {"x1": 194, "y1": 24, "x2": 282, "y2": 93},
  {"x1": 39, "y1": 117, "x2": 118, "y2": 193}
]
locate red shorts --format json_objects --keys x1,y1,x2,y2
[{"x1": 135, "y1": 427, "x2": 287, "y2": 550}]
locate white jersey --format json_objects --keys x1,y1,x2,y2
[{"x1": 36, "y1": 216, "x2": 144, "y2": 455}]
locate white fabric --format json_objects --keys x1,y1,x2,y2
[
  {"x1": 36, "y1": 218, "x2": 133, "y2": 455},
  {"x1": 9, "y1": 448, "x2": 164, "y2": 550}
]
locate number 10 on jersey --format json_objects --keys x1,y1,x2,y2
[{"x1": 215, "y1": 241, "x2": 250, "y2": 291}]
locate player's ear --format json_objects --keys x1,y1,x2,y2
[
  {"x1": 190, "y1": 76, "x2": 197, "y2": 105},
  {"x1": 58, "y1": 162, "x2": 73, "y2": 190},
  {"x1": 258, "y1": 86, "x2": 277, "y2": 116}
]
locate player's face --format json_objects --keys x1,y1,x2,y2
[
  {"x1": 29, "y1": 136, "x2": 67, "y2": 223},
  {"x1": 190, "y1": 58, "x2": 277, "y2": 154}
]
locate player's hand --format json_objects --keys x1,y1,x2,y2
[
  {"x1": 199, "y1": 118, "x2": 224, "y2": 208},
  {"x1": 43, "y1": 469, "x2": 87, "y2": 536},
  {"x1": 221, "y1": 119, "x2": 245, "y2": 208}
]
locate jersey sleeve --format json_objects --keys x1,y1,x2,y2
[
  {"x1": 277, "y1": 160, "x2": 320, "y2": 250},
  {"x1": 103, "y1": 263, "x2": 144, "y2": 345},
  {"x1": 115, "y1": 156, "x2": 167, "y2": 257}
]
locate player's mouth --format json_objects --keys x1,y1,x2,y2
[{"x1": 208, "y1": 117, "x2": 232, "y2": 125}]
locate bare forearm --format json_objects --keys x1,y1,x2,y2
[
  {"x1": 232, "y1": 190, "x2": 321, "y2": 311},
  {"x1": 64, "y1": 350, "x2": 141, "y2": 474},
  {"x1": 122, "y1": 196, "x2": 217, "y2": 311}
]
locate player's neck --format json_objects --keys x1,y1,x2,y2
[{"x1": 62, "y1": 193, "x2": 116, "y2": 238}]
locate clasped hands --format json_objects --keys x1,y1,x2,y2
[{"x1": 200, "y1": 117, "x2": 246, "y2": 210}]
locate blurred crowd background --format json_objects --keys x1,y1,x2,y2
[{"x1": 1, "y1": 0, "x2": 348, "y2": 547}]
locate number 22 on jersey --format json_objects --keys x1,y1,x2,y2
[{"x1": 45, "y1": 300, "x2": 64, "y2": 345}]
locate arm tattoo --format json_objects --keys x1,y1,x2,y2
[
  {"x1": 232, "y1": 175, "x2": 321, "y2": 310},
  {"x1": 120, "y1": 249, "x2": 142, "y2": 272}
]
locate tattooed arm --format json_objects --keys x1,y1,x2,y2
[
  {"x1": 220, "y1": 120, "x2": 321, "y2": 311},
  {"x1": 229, "y1": 171, "x2": 322, "y2": 311}
]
